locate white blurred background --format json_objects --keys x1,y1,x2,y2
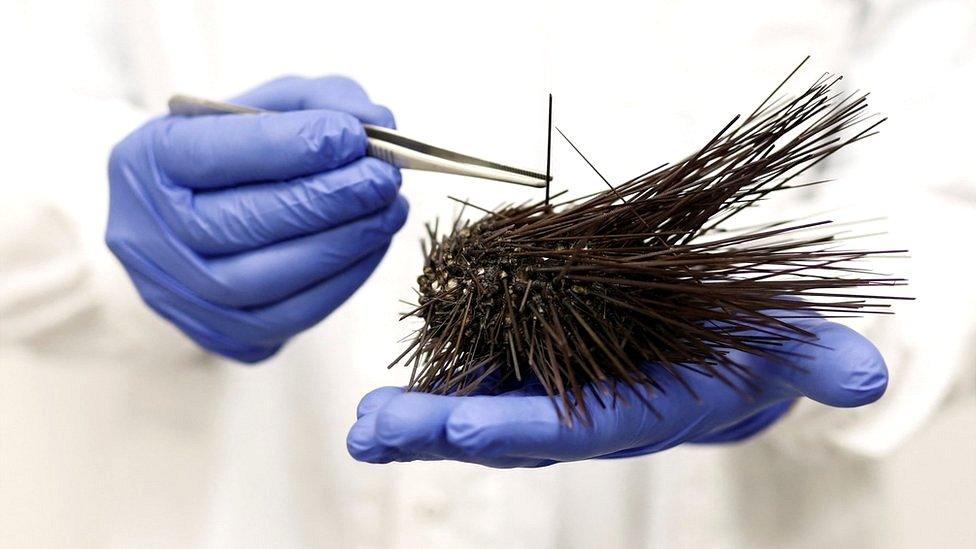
[{"x1": 1, "y1": 1, "x2": 973, "y2": 547}]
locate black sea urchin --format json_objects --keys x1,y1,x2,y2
[{"x1": 391, "y1": 59, "x2": 906, "y2": 423}]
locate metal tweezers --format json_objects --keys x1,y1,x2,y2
[{"x1": 168, "y1": 94, "x2": 550, "y2": 188}]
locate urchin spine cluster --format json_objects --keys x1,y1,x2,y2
[{"x1": 393, "y1": 60, "x2": 906, "y2": 423}]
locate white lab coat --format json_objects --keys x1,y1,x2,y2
[{"x1": 1, "y1": 1, "x2": 974, "y2": 547}]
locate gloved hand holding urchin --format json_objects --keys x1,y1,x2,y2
[
  {"x1": 348, "y1": 317, "x2": 888, "y2": 468},
  {"x1": 349, "y1": 60, "x2": 905, "y2": 468}
]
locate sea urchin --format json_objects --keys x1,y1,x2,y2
[{"x1": 391, "y1": 59, "x2": 906, "y2": 424}]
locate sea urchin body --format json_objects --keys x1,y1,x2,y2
[{"x1": 393, "y1": 60, "x2": 906, "y2": 423}]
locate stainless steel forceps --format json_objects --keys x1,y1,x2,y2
[{"x1": 168, "y1": 94, "x2": 550, "y2": 188}]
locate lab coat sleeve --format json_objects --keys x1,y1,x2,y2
[
  {"x1": 0, "y1": 93, "x2": 206, "y2": 358},
  {"x1": 0, "y1": 95, "x2": 130, "y2": 342},
  {"x1": 0, "y1": 199, "x2": 97, "y2": 341}
]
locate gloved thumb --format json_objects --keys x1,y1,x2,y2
[{"x1": 758, "y1": 321, "x2": 889, "y2": 408}]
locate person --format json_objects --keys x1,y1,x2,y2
[{"x1": 2, "y1": 1, "x2": 973, "y2": 547}]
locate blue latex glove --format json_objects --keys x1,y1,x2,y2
[
  {"x1": 107, "y1": 76, "x2": 408, "y2": 362},
  {"x1": 347, "y1": 317, "x2": 888, "y2": 467}
]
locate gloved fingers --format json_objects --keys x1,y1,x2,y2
[
  {"x1": 357, "y1": 387, "x2": 405, "y2": 419},
  {"x1": 348, "y1": 391, "x2": 553, "y2": 467},
  {"x1": 437, "y1": 381, "x2": 714, "y2": 463},
  {"x1": 200, "y1": 196, "x2": 408, "y2": 308},
  {"x1": 155, "y1": 109, "x2": 367, "y2": 189},
  {"x1": 368, "y1": 392, "x2": 462, "y2": 458},
  {"x1": 231, "y1": 75, "x2": 396, "y2": 128},
  {"x1": 349, "y1": 390, "x2": 463, "y2": 464},
  {"x1": 247, "y1": 244, "x2": 389, "y2": 340},
  {"x1": 169, "y1": 157, "x2": 401, "y2": 255},
  {"x1": 349, "y1": 387, "x2": 621, "y2": 464},
  {"x1": 344, "y1": 368, "x2": 730, "y2": 466},
  {"x1": 124, "y1": 267, "x2": 283, "y2": 363},
  {"x1": 349, "y1": 411, "x2": 539, "y2": 466},
  {"x1": 348, "y1": 320, "x2": 886, "y2": 467},
  {"x1": 355, "y1": 356, "x2": 798, "y2": 466},
  {"x1": 738, "y1": 320, "x2": 889, "y2": 407},
  {"x1": 346, "y1": 407, "x2": 399, "y2": 463},
  {"x1": 132, "y1": 243, "x2": 391, "y2": 352}
]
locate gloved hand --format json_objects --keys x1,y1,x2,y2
[
  {"x1": 107, "y1": 76, "x2": 408, "y2": 362},
  {"x1": 347, "y1": 317, "x2": 888, "y2": 467}
]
